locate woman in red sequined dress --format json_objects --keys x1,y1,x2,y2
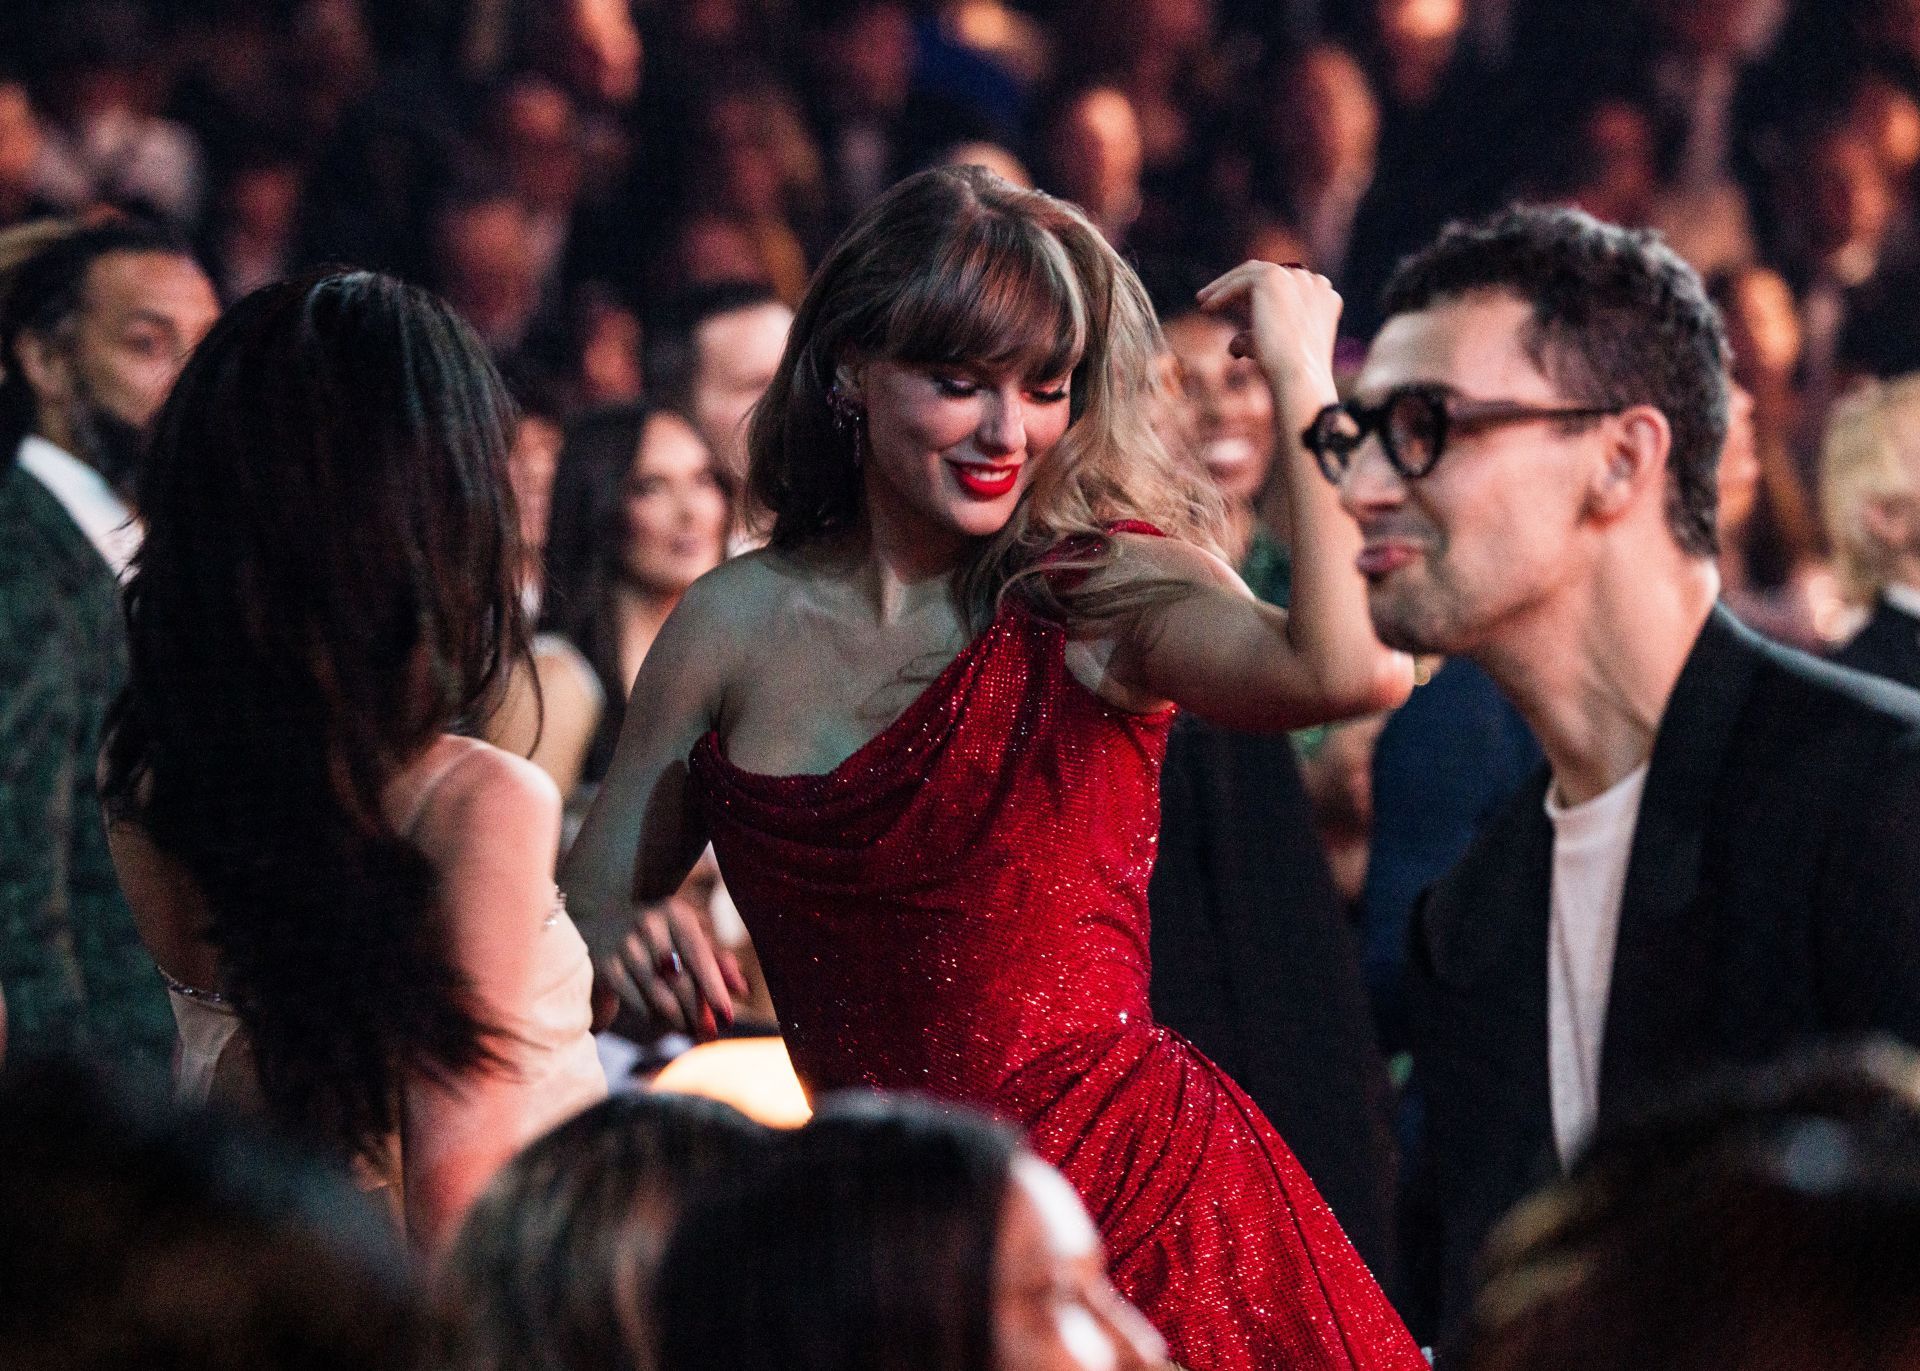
[{"x1": 564, "y1": 166, "x2": 1423, "y2": 1371}]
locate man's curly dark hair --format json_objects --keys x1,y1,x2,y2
[{"x1": 1382, "y1": 205, "x2": 1730, "y2": 558}]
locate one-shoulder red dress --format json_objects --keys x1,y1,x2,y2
[{"x1": 689, "y1": 588, "x2": 1426, "y2": 1371}]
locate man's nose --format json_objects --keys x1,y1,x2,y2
[{"x1": 1336, "y1": 438, "x2": 1408, "y2": 520}]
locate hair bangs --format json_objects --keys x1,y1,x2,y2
[{"x1": 879, "y1": 211, "x2": 1086, "y2": 380}]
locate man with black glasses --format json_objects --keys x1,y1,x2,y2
[{"x1": 1307, "y1": 205, "x2": 1920, "y2": 1346}]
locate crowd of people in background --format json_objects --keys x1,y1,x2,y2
[{"x1": 7, "y1": 0, "x2": 1920, "y2": 1368}]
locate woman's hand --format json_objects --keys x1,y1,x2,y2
[
  {"x1": 1194, "y1": 261, "x2": 1341, "y2": 418},
  {"x1": 597, "y1": 894, "x2": 747, "y2": 1040}
]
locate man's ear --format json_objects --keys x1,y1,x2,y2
[
  {"x1": 1861, "y1": 492, "x2": 1916, "y2": 554},
  {"x1": 12, "y1": 328, "x2": 73, "y2": 408},
  {"x1": 1585, "y1": 403, "x2": 1671, "y2": 524}
]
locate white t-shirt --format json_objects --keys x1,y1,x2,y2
[
  {"x1": 15, "y1": 434, "x2": 141, "y2": 580},
  {"x1": 1884, "y1": 582, "x2": 1920, "y2": 620},
  {"x1": 1544, "y1": 763, "x2": 1650, "y2": 1168}
]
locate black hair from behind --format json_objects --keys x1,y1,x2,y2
[{"x1": 102, "y1": 269, "x2": 529, "y2": 1161}]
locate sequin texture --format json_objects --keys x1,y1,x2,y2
[{"x1": 689, "y1": 597, "x2": 1426, "y2": 1371}]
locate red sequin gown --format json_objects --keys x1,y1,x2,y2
[{"x1": 689, "y1": 591, "x2": 1427, "y2": 1371}]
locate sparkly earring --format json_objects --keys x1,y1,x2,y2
[{"x1": 827, "y1": 381, "x2": 867, "y2": 466}]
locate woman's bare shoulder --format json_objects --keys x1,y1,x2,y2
[
  {"x1": 404, "y1": 738, "x2": 561, "y2": 862},
  {"x1": 653, "y1": 546, "x2": 835, "y2": 682}
]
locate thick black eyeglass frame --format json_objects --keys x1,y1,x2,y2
[{"x1": 1303, "y1": 383, "x2": 1626, "y2": 483}]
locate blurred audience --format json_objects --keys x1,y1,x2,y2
[
  {"x1": 1824, "y1": 374, "x2": 1920, "y2": 688},
  {"x1": 0, "y1": 1057, "x2": 428, "y2": 1371},
  {"x1": 1144, "y1": 262, "x2": 1400, "y2": 1276},
  {"x1": 1709, "y1": 266, "x2": 1842, "y2": 646}
]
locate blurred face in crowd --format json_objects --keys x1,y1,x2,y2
[
  {"x1": 1808, "y1": 128, "x2": 1895, "y2": 258},
  {"x1": 1719, "y1": 267, "x2": 1801, "y2": 389},
  {"x1": 691, "y1": 300, "x2": 792, "y2": 485},
  {"x1": 1279, "y1": 45, "x2": 1379, "y2": 189},
  {"x1": 18, "y1": 249, "x2": 219, "y2": 487},
  {"x1": 565, "y1": 0, "x2": 643, "y2": 106},
  {"x1": 498, "y1": 78, "x2": 583, "y2": 215},
  {"x1": 1717, "y1": 382, "x2": 1761, "y2": 534},
  {"x1": 0, "y1": 82, "x2": 43, "y2": 200},
  {"x1": 1571, "y1": 100, "x2": 1658, "y2": 227},
  {"x1": 995, "y1": 1155, "x2": 1167, "y2": 1371},
  {"x1": 438, "y1": 198, "x2": 542, "y2": 351},
  {"x1": 675, "y1": 214, "x2": 770, "y2": 290},
  {"x1": 1851, "y1": 76, "x2": 1920, "y2": 179},
  {"x1": 508, "y1": 412, "x2": 563, "y2": 557},
  {"x1": 1162, "y1": 310, "x2": 1275, "y2": 509},
  {"x1": 225, "y1": 163, "x2": 302, "y2": 248},
  {"x1": 1137, "y1": 0, "x2": 1214, "y2": 55},
  {"x1": 852, "y1": 353, "x2": 1074, "y2": 545},
  {"x1": 1049, "y1": 89, "x2": 1144, "y2": 241},
  {"x1": 1341, "y1": 291, "x2": 1623, "y2": 655},
  {"x1": 621, "y1": 411, "x2": 729, "y2": 594},
  {"x1": 820, "y1": 2, "x2": 915, "y2": 120}
]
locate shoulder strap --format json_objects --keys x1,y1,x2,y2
[{"x1": 394, "y1": 740, "x2": 486, "y2": 838}]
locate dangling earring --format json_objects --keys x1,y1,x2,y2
[{"x1": 827, "y1": 382, "x2": 866, "y2": 467}]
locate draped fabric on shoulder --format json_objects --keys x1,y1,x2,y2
[{"x1": 689, "y1": 555, "x2": 1425, "y2": 1371}]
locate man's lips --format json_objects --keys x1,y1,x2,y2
[
  {"x1": 1356, "y1": 540, "x2": 1424, "y2": 578},
  {"x1": 947, "y1": 459, "x2": 1021, "y2": 499}
]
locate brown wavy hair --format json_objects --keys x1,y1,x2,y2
[{"x1": 745, "y1": 164, "x2": 1224, "y2": 629}]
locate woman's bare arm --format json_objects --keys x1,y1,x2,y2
[
  {"x1": 1100, "y1": 263, "x2": 1412, "y2": 728},
  {"x1": 559, "y1": 567, "x2": 746, "y2": 1030}
]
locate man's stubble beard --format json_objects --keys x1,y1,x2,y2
[{"x1": 63, "y1": 383, "x2": 147, "y2": 497}]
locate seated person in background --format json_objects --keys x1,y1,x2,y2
[
  {"x1": 538, "y1": 402, "x2": 733, "y2": 797},
  {"x1": 534, "y1": 401, "x2": 766, "y2": 1039},
  {"x1": 641, "y1": 282, "x2": 793, "y2": 512},
  {"x1": 1142, "y1": 261, "x2": 1398, "y2": 1276},
  {"x1": 0, "y1": 219, "x2": 217, "y2": 1069},
  {"x1": 440, "y1": 1093, "x2": 772, "y2": 1371},
  {"x1": 0, "y1": 1057, "x2": 428, "y2": 1371},
  {"x1": 1461, "y1": 1041, "x2": 1920, "y2": 1371},
  {"x1": 654, "y1": 1093, "x2": 1168, "y2": 1371},
  {"x1": 481, "y1": 370, "x2": 606, "y2": 793},
  {"x1": 1823, "y1": 374, "x2": 1920, "y2": 689},
  {"x1": 104, "y1": 272, "x2": 606, "y2": 1248},
  {"x1": 1708, "y1": 266, "x2": 1842, "y2": 650}
]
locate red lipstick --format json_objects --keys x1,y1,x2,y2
[{"x1": 947, "y1": 460, "x2": 1021, "y2": 499}]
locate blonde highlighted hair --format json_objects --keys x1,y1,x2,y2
[
  {"x1": 745, "y1": 164, "x2": 1224, "y2": 629},
  {"x1": 1820, "y1": 374, "x2": 1920, "y2": 604}
]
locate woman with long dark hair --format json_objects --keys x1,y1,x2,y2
[
  {"x1": 103, "y1": 270, "x2": 606, "y2": 1246},
  {"x1": 563, "y1": 166, "x2": 1422, "y2": 1368},
  {"x1": 539, "y1": 401, "x2": 733, "y2": 791},
  {"x1": 656, "y1": 1093, "x2": 1165, "y2": 1371}
]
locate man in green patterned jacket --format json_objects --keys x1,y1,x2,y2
[{"x1": 0, "y1": 220, "x2": 217, "y2": 1068}]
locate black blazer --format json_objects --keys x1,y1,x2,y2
[
  {"x1": 1834, "y1": 595, "x2": 1920, "y2": 692},
  {"x1": 1149, "y1": 714, "x2": 1399, "y2": 1280},
  {"x1": 1403, "y1": 606, "x2": 1920, "y2": 1344}
]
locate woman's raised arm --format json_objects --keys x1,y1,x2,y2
[{"x1": 1101, "y1": 262, "x2": 1412, "y2": 729}]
